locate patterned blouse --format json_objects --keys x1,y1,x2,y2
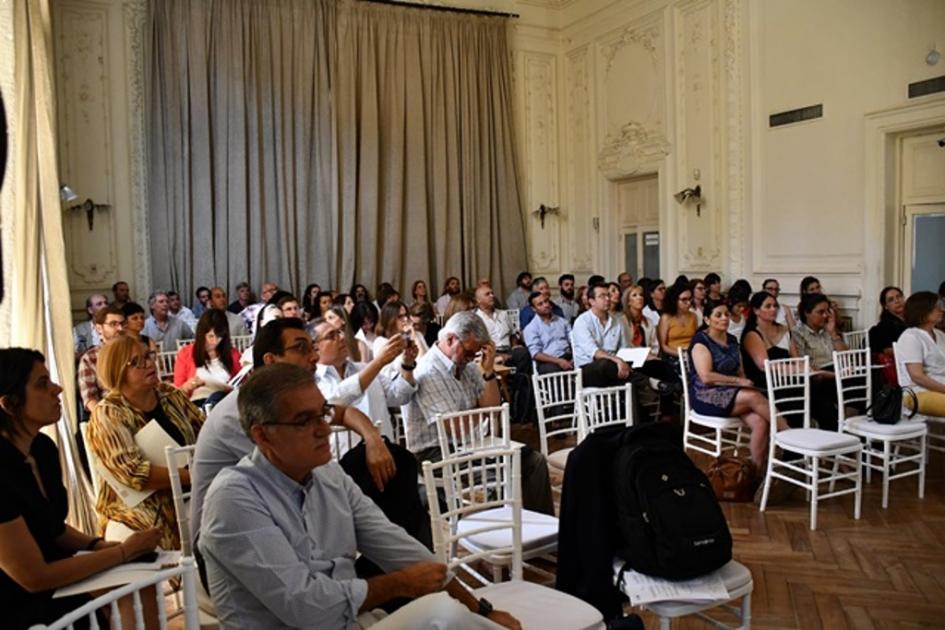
[{"x1": 87, "y1": 382, "x2": 203, "y2": 550}]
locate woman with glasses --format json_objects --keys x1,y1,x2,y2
[
  {"x1": 173, "y1": 309, "x2": 241, "y2": 407},
  {"x1": 88, "y1": 336, "x2": 203, "y2": 550},
  {"x1": 761, "y1": 278, "x2": 795, "y2": 329},
  {"x1": 657, "y1": 282, "x2": 698, "y2": 365},
  {"x1": 0, "y1": 348, "x2": 162, "y2": 629}
]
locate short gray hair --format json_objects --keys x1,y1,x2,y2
[
  {"x1": 438, "y1": 310, "x2": 490, "y2": 344},
  {"x1": 237, "y1": 363, "x2": 316, "y2": 438},
  {"x1": 147, "y1": 291, "x2": 167, "y2": 306}
]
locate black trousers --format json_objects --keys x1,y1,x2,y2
[{"x1": 498, "y1": 346, "x2": 535, "y2": 423}]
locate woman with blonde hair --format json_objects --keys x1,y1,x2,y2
[{"x1": 89, "y1": 336, "x2": 202, "y2": 550}]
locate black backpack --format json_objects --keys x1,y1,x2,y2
[{"x1": 613, "y1": 423, "x2": 732, "y2": 580}]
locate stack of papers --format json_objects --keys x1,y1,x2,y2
[
  {"x1": 97, "y1": 420, "x2": 180, "y2": 507},
  {"x1": 612, "y1": 560, "x2": 729, "y2": 605},
  {"x1": 54, "y1": 551, "x2": 181, "y2": 598}
]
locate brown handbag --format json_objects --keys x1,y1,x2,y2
[{"x1": 707, "y1": 456, "x2": 756, "y2": 502}]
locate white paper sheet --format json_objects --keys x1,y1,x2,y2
[
  {"x1": 135, "y1": 419, "x2": 181, "y2": 466},
  {"x1": 96, "y1": 462, "x2": 153, "y2": 508},
  {"x1": 613, "y1": 560, "x2": 729, "y2": 605},
  {"x1": 616, "y1": 347, "x2": 651, "y2": 368},
  {"x1": 54, "y1": 551, "x2": 181, "y2": 598}
]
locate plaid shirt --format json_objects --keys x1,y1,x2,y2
[
  {"x1": 78, "y1": 345, "x2": 103, "y2": 411},
  {"x1": 403, "y1": 343, "x2": 484, "y2": 453}
]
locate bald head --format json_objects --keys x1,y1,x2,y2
[{"x1": 474, "y1": 284, "x2": 495, "y2": 311}]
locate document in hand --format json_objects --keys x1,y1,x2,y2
[
  {"x1": 98, "y1": 420, "x2": 180, "y2": 508},
  {"x1": 616, "y1": 347, "x2": 650, "y2": 368}
]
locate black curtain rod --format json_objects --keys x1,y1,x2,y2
[{"x1": 358, "y1": 0, "x2": 519, "y2": 19}]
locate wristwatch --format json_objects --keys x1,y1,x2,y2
[
  {"x1": 476, "y1": 597, "x2": 494, "y2": 617},
  {"x1": 482, "y1": 371, "x2": 497, "y2": 381}
]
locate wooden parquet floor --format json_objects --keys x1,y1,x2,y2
[{"x1": 514, "y1": 423, "x2": 945, "y2": 630}]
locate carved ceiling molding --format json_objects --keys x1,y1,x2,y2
[
  {"x1": 123, "y1": 0, "x2": 151, "y2": 298},
  {"x1": 600, "y1": 22, "x2": 660, "y2": 76},
  {"x1": 597, "y1": 121, "x2": 670, "y2": 181}
]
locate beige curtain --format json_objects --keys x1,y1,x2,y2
[
  {"x1": 147, "y1": 0, "x2": 527, "y2": 299},
  {"x1": 13, "y1": 0, "x2": 96, "y2": 531}
]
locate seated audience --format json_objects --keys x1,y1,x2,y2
[
  {"x1": 111, "y1": 281, "x2": 131, "y2": 309},
  {"x1": 554, "y1": 273, "x2": 580, "y2": 323},
  {"x1": 791, "y1": 293, "x2": 846, "y2": 430},
  {"x1": 897, "y1": 291, "x2": 945, "y2": 417},
  {"x1": 704, "y1": 272, "x2": 723, "y2": 308},
  {"x1": 276, "y1": 293, "x2": 303, "y2": 319},
  {"x1": 689, "y1": 278, "x2": 707, "y2": 326},
  {"x1": 435, "y1": 276, "x2": 461, "y2": 316},
  {"x1": 657, "y1": 282, "x2": 698, "y2": 365},
  {"x1": 474, "y1": 284, "x2": 533, "y2": 421},
  {"x1": 167, "y1": 291, "x2": 197, "y2": 329},
  {"x1": 78, "y1": 305, "x2": 126, "y2": 414},
  {"x1": 741, "y1": 291, "x2": 796, "y2": 388},
  {"x1": 411, "y1": 280, "x2": 430, "y2": 307},
  {"x1": 121, "y1": 302, "x2": 158, "y2": 352},
  {"x1": 173, "y1": 310, "x2": 241, "y2": 407},
  {"x1": 522, "y1": 291, "x2": 573, "y2": 374},
  {"x1": 689, "y1": 303, "x2": 784, "y2": 472},
  {"x1": 761, "y1": 278, "x2": 795, "y2": 329},
  {"x1": 409, "y1": 302, "x2": 440, "y2": 350},
  {"x1": 326, "y1": 304, "x2": 369, "y2": 361},
  {"x1": 73, "y1": 293, "x2": 108, "y2": 357},
  {"x1": 443, "y1": 290, "x2": 476, "y2": 322},
  {"x1": 403, "y1": 311, "x2": 553, "y2": 514},
  {"x1": 373, "y1": 301, "x2": 412, "y2": 360},
  {"x1": 518, "y1": 276, "x2": 564, "y2": 330},
  {"x1": 192, "y1": 285, "x2": 211, "y2": 319},
  {"x1": 350, "y1": 283, "x2": 372, "y2": 303},
  {"x1": 376, "y1": 283, "x2": 400, "y2": 310},
  {"x1": 572, "y1": 284, "x2": 631, "y2": 387},
  {"x1": 143, "y1": 291, "x2": 194, "y2": 349},
  {"x1": 642, "y1": 278, "x2": 666, "y2": 327},
  {"x1": 227, "y1": 281, "x2": 252, "y2": 314},
  {"x1": 623, "y1": 285, "x2": 656, "y2": 352},
  {"x1": 209, "y1": 287, "x2": 249, "y2": 339},
  {"x1": 617, "y1": 271, "x2": 633, "y2": 293},
  {"x1": 88, "y1": 336, "x2": 201, "y2": 549},
  {"x1": 0, "y1": 348, "x2": 162, "y2": 630},
  {"x1": 726, "y1": 287, "x2": 750, "y2": 340},
  {"x1": 351, "y1": 300, "x2": 380, "y2": 362},
  {"x1": 314, "y1": 319, "x2": 417, "y2": 445},
  {"x1": 623, "y1": 285, "x2": 682, "y2": 417},
  {"x1": 332, "y1": 292, "x2": 357, "y2": 314},
  {"x1": 301, "y1": 283, "x2": 321, "y2": 319},
  {"x1": 576, "y1": 284, "x2": 590, "y2": 314},
  {"x1": 199, "y1": 364, "x2": 520, "y2": 629},
  {"x1": 239, "y1": 281, "x2": 279, "y2": 334},
  {"x1": 506, "y1": 271, "x2": 532, "y2": 311},
  {"x1": 869, "y1": 286, "x2": 907, "y2": 357}
]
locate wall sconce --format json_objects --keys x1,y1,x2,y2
[
  {"x1": 60, "y1": 183, "x2": 110, "y2": 230},
  {"x1": 673, "y1": 185, "x2": 702, "y2": 216},
  {"x1": 532, "y1": 204, "x2": 560, "y2": 229}
]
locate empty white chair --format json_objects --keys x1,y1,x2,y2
[
  {"x1": 435, "y1": 403, "x2": 512, "y2": 455},
  {"x1": 532, "y1": 369, "x2": 582, "y2": 474},
  {"x1": 893, "y1": 341, "x2": 945, "y2": 458},
  {"x1": 231, "y1": 334, "x2": 254, "y2": 353},
  {"x1": 842, "y1": 329, "x2": 868, "y2": 351},
  {"x1": 677, "y1": 347, "x2": 744, "y2": 458},
  {"x1": 578, "y1": 384, "x2": 634, "y2": 439},
  {"x1": 31, "y1": 556, "x2": 201, "y2": 630},
  {"x1": 165, "y1": 446, "x2": 219, "y2": 624},
  {"x1": 422, "y1": 448, "x2": 603, "y2": 630},
  {"x1": 833, "y1": 349, "x2": 926, "y2": 509},
  {"x1": 156, "y1": 350, "x2": 177, "y2": 381},
  {"x1": 760, "y1": 356, "x2": 862, "y2": 530}
]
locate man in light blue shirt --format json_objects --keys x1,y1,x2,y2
[
  {"x1": 522, "y1": 291, "x2": 573, "y2": 374},
  {"x1": 571, "y1": 283, "x2": 631, "y2": 387},
  {"x1": 143, "y1": 290, "x2": 193, "y2": 348},
  {"x1": 200, "y1": 363, "x2": 519, "y2": 629}
]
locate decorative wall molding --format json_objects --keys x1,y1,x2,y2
[
  {"x1": 600, "y1": 23, "x2": 659, "y2": 75},
  {"x1": 597, "y1": 121, "x2": 670, "y2": 180},
  {"x1": 521, "y1": 51, "x2": 560, "y2": 272},
  {"x1": 722, "y1": 0, "x2": 745, "y2": 275},
  {"x1": 123, "y1": 0, "x2": 150, "y2": 299},
  {"x1": 565, "y1": 46, "x2": 595, "y2": 272}
]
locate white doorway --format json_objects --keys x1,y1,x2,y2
[
  {"x1": 616, "y1": 174, "x2": 660, "y2": 281},
  {"x1": 902, "y1": 204, "x2": 945, "y2": 294}
]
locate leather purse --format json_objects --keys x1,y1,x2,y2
[{"x1": 706, "y1": 456, "x2": 757, "y2": 502}]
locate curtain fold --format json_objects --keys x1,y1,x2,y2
[
  {"x1": 147, "y1": 0, "x2": 527, "y2": 299},
  {"x1": 13, "y1": 0, "x2": 96, "y2": 531}
]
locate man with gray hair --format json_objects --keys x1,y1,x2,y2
[
  {"x1": 142, "y1": 290, "x2": 193, "y2": 348},
  {"x1": 200, "y1": 363, "x2": 520, "y2": 629},
  {"x1": 404, "y1": 311, "x2": 554, "y2": 514},
  {"x1": 73, "y1": 293, "x2": 108, "y2": 356}
]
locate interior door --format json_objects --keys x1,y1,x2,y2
[{"x1": 902, "y1": 203, "x2": 945, "y2": 294}]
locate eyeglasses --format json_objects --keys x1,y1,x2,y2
[
  {"x1": 265, "y1": 404, "x2": 335, "y2": 429},
  {"x1": 127, "y1": 351, "x2": 157, "y2": 369},
  {"x1": 764, "y1": 286, "x2": 780, "y2": 294},
  {"x1": 284, "y1": 339, "x2": 316, "y2": 354},
  {"x1": 102, "y1": 320, "x2": 126, "y2": 329}
]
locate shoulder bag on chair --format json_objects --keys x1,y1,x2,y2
[{"x1": 868, "y1": 385, "x2": 919, "y2": 425}]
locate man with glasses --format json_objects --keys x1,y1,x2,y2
[
  {"x1": 200, "y1": 364, "x2": 521, "y2": 629},
  {"x1": 190, "y1": 318, "x2": 399, "y2": 588},
  {"x1": 78, "y1": 305, "x2": 126, "y2": 413},
  {"x1": 572, "y1": 283, "x2": 631, "y2": 387},
  {"x1": 404, "y1": 311, "x2": 554, "y2": 515}
]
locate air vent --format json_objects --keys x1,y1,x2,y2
[
  {"x1": 908, "y1": 75, "x2": 945, "y2": 99},
  {"x1": 769, "y1": 104, "x2": 823, "y2": 128}
]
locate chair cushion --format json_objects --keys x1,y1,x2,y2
[
  {"x1": 690, "y1": 412, "x2": 743, "y2": 430},
  {"x1": 775, "y1": 428, "x2": 861, "y2": 452},
  {"x1": 474, "y1": 579, "x2": 603, "y2": 630},
  {"x1": 457, "y1": 506, "x2": 558, "y2": 551},
  {"x1": 547, "y1": 448, "x2": 573, "y2": 471},
  {"x1": 845, "y1": 416, "x2": 928, "y2": 438}
]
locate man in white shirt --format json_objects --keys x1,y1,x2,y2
[
  {"x1": 474, "y1": 285, "x2": 534, "y2": 422},
  {"x1": 435, "y1": 276, "x2": 461, "y2": 316},
  {"x1": 572, "y1": 283, "x2": 631, "y2": 387},
  {"x1": 167, "y1": 290, "x2": 197, "y2": 329},
  {"x1": 73, "y1": 293, "x2": 108, "y2": 357}
]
